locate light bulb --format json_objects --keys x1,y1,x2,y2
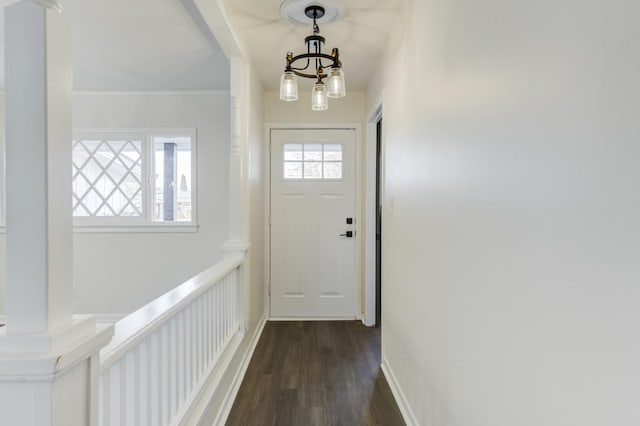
[
  {"x1": 311, "y1": 82, "x2": 328, "y2": 111},
  {"x1": 326, "y1": 67, "x2": 346, "y2": 98},
  {"x1": 279, "y1": 71, "x2": 298, "y2": 101}
]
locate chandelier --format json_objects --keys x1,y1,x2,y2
[{"x1": 279, "y1": 5, "x2": 346, "y2": 110}]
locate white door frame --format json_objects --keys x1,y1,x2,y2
[
  {"x1": 264, "y1": 123, "x2": 363, "y2": 320},
  {"x1": 363, "y1": 96, "x2": 383, "y2": 326}
]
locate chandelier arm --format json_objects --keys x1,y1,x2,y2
[
  {"x1": 289, "y1": 57, "x2": 311, "y2": 72},
  {"x1": 289, "y1": 53, "x2": 338, "y2": 68},
  {"x1": 290, "y1": 69, "x2": 326, "y2": 80}
]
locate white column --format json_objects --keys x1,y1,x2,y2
[
  {"x1": 0, "y1": 2, "x2": 113, "y2": 425},
  {"x1": 5, "y1": 0, "x2": 72, "y2": 336},
  {"x1": 222, "y1": 58, "x2": 251, "y2": 331},
  {"x1": 224, "y1": 58, "x2": 250, "y2": 248}
]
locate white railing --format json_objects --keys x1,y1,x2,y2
[{"x1": 99, "y1": 255, "x2": 244, "y2": 426}]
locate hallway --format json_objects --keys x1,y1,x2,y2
[{"x1": 227, "y1": 321, "x2": 405, "y2": 426}]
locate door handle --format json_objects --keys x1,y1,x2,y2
[{"x1": 339, "y1": 231, "x2": 353, "y2": 238}]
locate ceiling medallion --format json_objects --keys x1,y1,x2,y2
[{"x1": 280, "y1": 0, "x2": 345, "y2": 26}]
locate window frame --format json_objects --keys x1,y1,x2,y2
[
  {"x1": 282, "y1": 142, "x2": 345, "y2": 181},
  {"x1": 72, "y1": 128, "x2": 198, "y2": 233}
]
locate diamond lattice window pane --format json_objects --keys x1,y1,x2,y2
[
  {"x1": 80, "y1": 140, "x2": 102, "y2": 155},
  {"x1": 72, "y1": 138, "x2": 143, "y2": 217},
  {"x1": 96, "y1": 205, "x2": 113, "y2": 217},
  {"x1": 73, "y1": 174, "x2": 91, "y2": 198},
  {"x1": 94, "y1": 143, "x2": 115, "y2": 168},
  {"x1": 107, "y1": 189, "x2": 128, "y2": 216},
  {"x1": 94, "y1": 174, "x2": 116, "y2": 198},
  {"x1": 73, "y1": 204, "x2": 90, "y2": 217}
]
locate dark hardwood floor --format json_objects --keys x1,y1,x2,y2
[{"x1": 226, "y1": 321, "x2": 405, "y2": 426}]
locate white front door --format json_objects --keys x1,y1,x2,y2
[{"x1": 270, "y1": 128, "x2": 357, "y2": 318}]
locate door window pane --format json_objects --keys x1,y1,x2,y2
[
  {"x1": 304, "y1": 162, "x2": 322, "y2": 179},
  {"x1": 283, "y1": 143, "x2": 343, "y2": 180},
  {"x1": 323, "y1": 144, "x2": 342, "y2": 161},
  {"x1": 323, "y1": 162, "x2": 342, "y2": 179},
  {"x1": 284, "y1": 161, "x2": 303, "y2": 179},
  {"x1": 284, "y1": 144, "x2": 303, "y2": 161},
  {"x1": 303, "y1": 144, "x2": 323, "y2": 161}
]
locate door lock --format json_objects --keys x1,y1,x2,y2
[{"x1": 340, "y1": 231, "x2": 354, "y2": 238}]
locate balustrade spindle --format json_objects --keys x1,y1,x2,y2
[{"x1": 99, "y1": 256, "x2": 243, "y2": 426}]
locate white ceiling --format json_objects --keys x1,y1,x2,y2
[
  {"x1": 225, "y1": 0, "x2": 405, "y2": 90},
  {"x1": 0, "y1": 0, "x2": 402, "y2": 92},
  {"x1": 0, "y1": 0, "x2": 229, "y2": 90}
]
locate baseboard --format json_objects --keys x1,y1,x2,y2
[
  {"x1": 212, "y1": 315, "x2": 267, "y2": 426},
  {"x1": 381, "y1": 355, "x2": 419, "y2": 426},
  {"x1": 177, "y1": 328, "x2": 245, "y2": 425},
  {"x1": 269, "y1": 316, "x2": 357, "y2": 321},
  {"x1": 361, "y1": 317, "x2": 375, "y2": 327}
]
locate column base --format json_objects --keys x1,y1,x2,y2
[
  {"x1": 0, "y1": 316, "x2": 113, "y2": 380},
  {"x1": 0, "y1": 317, "x2": 113, "y2": 426},
  {"x1": 0, "y1": 315, "x2": 102, "y2": 355}
]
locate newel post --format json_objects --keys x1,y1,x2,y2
[{"x1": 0, "y1": 1, "x2": 113, "y2": 425}]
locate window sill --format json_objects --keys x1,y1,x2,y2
[{"x1": 0, "y1": 224, "x2": 199, "y2": 235}]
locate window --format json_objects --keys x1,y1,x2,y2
[
  {"x1": 152, "y1": 136, "x2": 193, "y2": 222},
  {"x1": 72, "y1": 129, "x2": 196, "y2": 229},
  {"x1": 283, "y1": 143, "x2": 343, "y2": 180}
]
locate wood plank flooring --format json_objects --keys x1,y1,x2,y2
[{"x1": 226, "y1": 321, "x2": 405, "y2": 426}]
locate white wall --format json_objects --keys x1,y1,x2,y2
[
  {"x1": 265, "y1": 90, "x2": 365, "y2": 124},
  {"x1": 0, "y1": 93, "x2": 230, "y2": 316},
  {"x1": 70, "y1": 93, "x2": 230, "y2": 316},
  {"x1": 0, "y1": 93, "x2": 228, "y2": 316},
  {"x1": 196, "y1": 63, "x2": 267, "y2": 425},
  {"x1": 372, "y1": 0, "x2": 640, "y2": 425}
]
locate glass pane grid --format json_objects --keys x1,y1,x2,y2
[
  {"x1": 283, "y1": 143, "x2": 343, "y2": 180},
  {"x1": 72, "y1": 139, "x2": 143, "y2": 217}
]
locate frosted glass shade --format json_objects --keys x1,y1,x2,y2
[
  {"x1": 326, "y1": 67, "x2": 346, "y2": 98},
  {"x1": 279, "y1": 71, "x2": 298, "y2": 101},
  {"x1": 311, "y1": 82, "x2": 328, "y2": 111}
]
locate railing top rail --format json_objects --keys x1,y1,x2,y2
[{"x1": 100, "y1": 254, "x2": 244, "y2": 370}]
